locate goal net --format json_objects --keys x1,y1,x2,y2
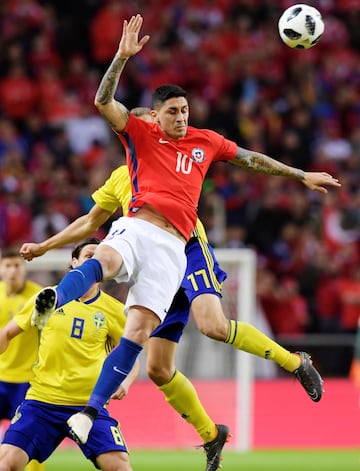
[{"x1": 26, "y1": 247, "x2": 257, "y2": 451}]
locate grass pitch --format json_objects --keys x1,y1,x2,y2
[{"x1": 45, "y1": 448, "x2": 360, "y2": 470}]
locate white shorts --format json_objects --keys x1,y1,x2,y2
[{"x1": 100, "y1": 216, "x2": 186, "y2": 321}]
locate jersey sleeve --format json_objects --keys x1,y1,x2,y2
[
  {"x1": 92, "y1": 170, "x2": 121, "y2": 214},
  {"x1": 13, "y1": 294, "x2": 36, "y2": 331},
  {"x1": 207, "y1": 130, "x2": 238, "y2": 162}
]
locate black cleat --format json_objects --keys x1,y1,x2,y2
[
  {"x1": 202, "y1": 424, "x2": 230, "y2": 471},
  {"x1": 31, "y1": 287, "x2": 57, "y2": 329},
  {"x1": 293, "y1": 351, "x2": 323, "y2": 402}
]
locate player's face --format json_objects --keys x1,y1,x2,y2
[
  {"x1": 153, "y1": 97, "x2": 189, "y2": 140},
  {"x1": 72, "y1": 244, "x2": 98, "y2": 268},
  {"x1": 0, "y1": 256, "x2": 26, "y2": 291}
]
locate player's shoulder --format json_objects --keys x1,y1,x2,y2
[
  {"x1": 126, "y1": 114, "x2": 157, "y2": 132},
  {"x1": 97, "y1": 291, "x2": 126, "y2": 324},
  {"x1": 187, "y1": 125, "x2": 221, "y2": 139},
  {"x1": 98, "y1": 290, "x2": 125, "y2": 309},
  {"x1": 24, "y1": 280, "x2": 43, "y2": 295},
  {"x1": 110, "y1": 165, "x2": 129, "y2": 181}
]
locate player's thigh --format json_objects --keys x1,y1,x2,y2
[
  {"x1": 2, "y1": 401, "x2": 66, "y2": 463},
  {"x1": 96, "y1": 450, "x2": 132, "y2": 471},
  {"x1": 82, "y1": 409, "x2": 129, "y2": 467},
  {"x1": 123, "y1": 307, "x2": 160, "y2": 345},
  {"x1": 0, "y1": 382, "x2": 29, "y2": 420},
  {"x1": 93, "y1": 244, "x2": 124, "y2": 280},
  {"x1": 0, "y1": 443, "x2": 29, "y2": 471},
  {"x1": 191, "y1": 293, "x2": 229, "y2": 339}
]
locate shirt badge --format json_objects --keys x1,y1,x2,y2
[
  {"x1": 191, "y1": 148, "x2": 205, "y2": 163},
  {"x1": 93, "y1": 311, "x2": 105, "y2": 328}
]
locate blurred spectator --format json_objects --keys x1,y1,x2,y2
[
  {"x1": 90, "y1": 1, "x2": 133, "y2": 68},
  {"x1": 338, "y1": 265, "x2": 360, "y2": 334},
  {"x1": 63, "y1": 102, "x2": 111, "y2": 156},
  {"x1": 257, "y1": 268, "x2": 309, "y2": 336},
  {"x1": 0, "y1": 64, "x2": 38, "y2": 127},
  {"x1": 0, "y1": 187, "x2": 32, "y2": 247},
  {"x1": 32, "y1": 199, "x2": 69, "y2": 243}
]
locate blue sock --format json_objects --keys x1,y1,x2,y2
[
  {"x1": 56, "y1": 258, "x2": 103, "y2": 307},
  {"x1": 87, "y1": 337, "x2": 143, "y2": 413}
]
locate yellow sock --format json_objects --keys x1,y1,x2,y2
[
  {"x1": 226, "y1": 321, "x2": 301, "y2": 372},
  {"x1": 159, "y1": 370, "x2": 217, "y2": 443},
  {"x1": 26, "y1": 461, "x2": 45, "y2": 471}
]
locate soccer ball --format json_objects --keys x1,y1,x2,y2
[{"x1": 278, "y1": 4, "x2": 325, "y2": 49}]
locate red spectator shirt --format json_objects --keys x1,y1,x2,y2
[{"x1": 116, "y1": 114, "x2": 237, "y2": 240}]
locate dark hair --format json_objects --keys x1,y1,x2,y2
[
  {"x1": 71, "y1": 238, "x2": 100, "y2": 259},
  {"x1": 151, "y1": 84, "x2": 187, "y2": 108},
  {"x1": 0, "y1": 248, "x2": 23, "y2": 260}
]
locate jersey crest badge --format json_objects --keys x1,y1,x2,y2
[
  {"x1": 191, "y1": 148, "x2": 205, "y2": 163},
  {"x1": 93, "y1": 311, "x2": 105, "y2": 328}
]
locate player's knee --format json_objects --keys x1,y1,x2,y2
[
  {"x1": 96, "y1": 451, "x2": 132, "y2": 471},
  {"x1": 0, "y1": 445, "x2": 26, "y2": 471},
  {"x1": 95, "y1": 246, "x2": 123, "y2": 279},
  {"x1": 147, "y1": 362, "x2": 173, "y2": 386},
  {"x1": 195, "y1": 314, "x2": 228, "y2": 340},
  {"x1": 0, "y1": 456, "x2": 16, "y2": 471}
]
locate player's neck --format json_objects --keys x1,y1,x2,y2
[
  {"x1": 79, "y1": 285, "x2": 100, "y2": 303},
  {"x1": 5, "y1": 281, "x2": 25, "y2": 296}
]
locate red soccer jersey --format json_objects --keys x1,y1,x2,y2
[{"x1": 116, "y1": 114, "x2": 238, "y2": 240}]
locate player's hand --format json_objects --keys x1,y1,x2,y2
[
  {"x1": 110, "y1": 384, "x2": 129, "y2": 400},
  {"x1": 302, "y1": 172, "x2": 341, "y2": 194},
  {"x1": 20, "y1": 243, "x2": 46, "y2": 261},
  {"x1": 117, "y1": 14, "x2": 150, "y2": 59},
  {"x1": 349, "y1": 359, "x2": 360, "y2": 390}
]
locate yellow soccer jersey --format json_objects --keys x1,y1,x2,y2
[
  {"x1": 0, "y1": 280, "x2": 42, "y2": 383},
  {"x1": 92, "y1": 165, "x2": 131, "y2": 216},
  {"x1": 92, "y1": 165, "x2": 208, "y2": 241},
  {"x1": 14, "y1": 288, "x2": 126, "y2": 405}
]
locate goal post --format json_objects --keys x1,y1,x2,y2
[{"x1": 215, "y1": 248, "x2": 257, "y2": 452}]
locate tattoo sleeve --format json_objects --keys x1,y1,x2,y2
[
  {"x1": 233, "y1": 146, "x2": 305, "y2": 180},
  {"x1": 94, "y1": 56, "x2": 130, "y2": 131},
  {"x1": 95, "y1": 56, "x2": 128, "y2": 105}
]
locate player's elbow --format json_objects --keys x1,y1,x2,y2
[{"x1": 94, "y1": 97, "x2": 105, "y2": 112}]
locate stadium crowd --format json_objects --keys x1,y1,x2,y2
[{"x1": 0, "y1": 0, "x2": 360, "y2": 341}]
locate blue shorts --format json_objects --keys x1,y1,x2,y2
[
  {"x1": 2, "y1": 400, "x2": 128, "y2": 466},
  {"x1": 0, "y1": 381, "x2": 29, "y2": 420},
  {"x1": 150, "y1": 237, "x2": 227, "y2": 343}
]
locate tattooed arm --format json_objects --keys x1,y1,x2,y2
[
  {"x1": 232, "y1": 146, "x2": 341, "y2": 194},
  {"x1": 94, "y1": 14, "x2": 150, "y2": 132}
]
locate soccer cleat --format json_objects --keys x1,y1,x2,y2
[
  {"x1": 31, "y1": 287, "x2": 57, "y2": 330},
  {"x1": 67, "y1": 412, "x2": 94, "y2": 444},
  {"x1": 202, "y1": 424, "x2": 231, "y2": 471},
  {"x1": 293, "y1": 351, "x2": 323, "y2": 402}
]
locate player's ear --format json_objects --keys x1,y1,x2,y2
[{"x1": 71, "y1": 257, "x2": 79, "y2": 269}]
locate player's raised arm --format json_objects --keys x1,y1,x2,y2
[
  {"x1": 20, "y1": 205, "x2": 111, "y2": 261},
  {"x1": 232, "y1": 146, "x2": 341, "y2": 194},
  {"x1": 94, "y1": 14, "x2": 150, "y2": 132}
]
